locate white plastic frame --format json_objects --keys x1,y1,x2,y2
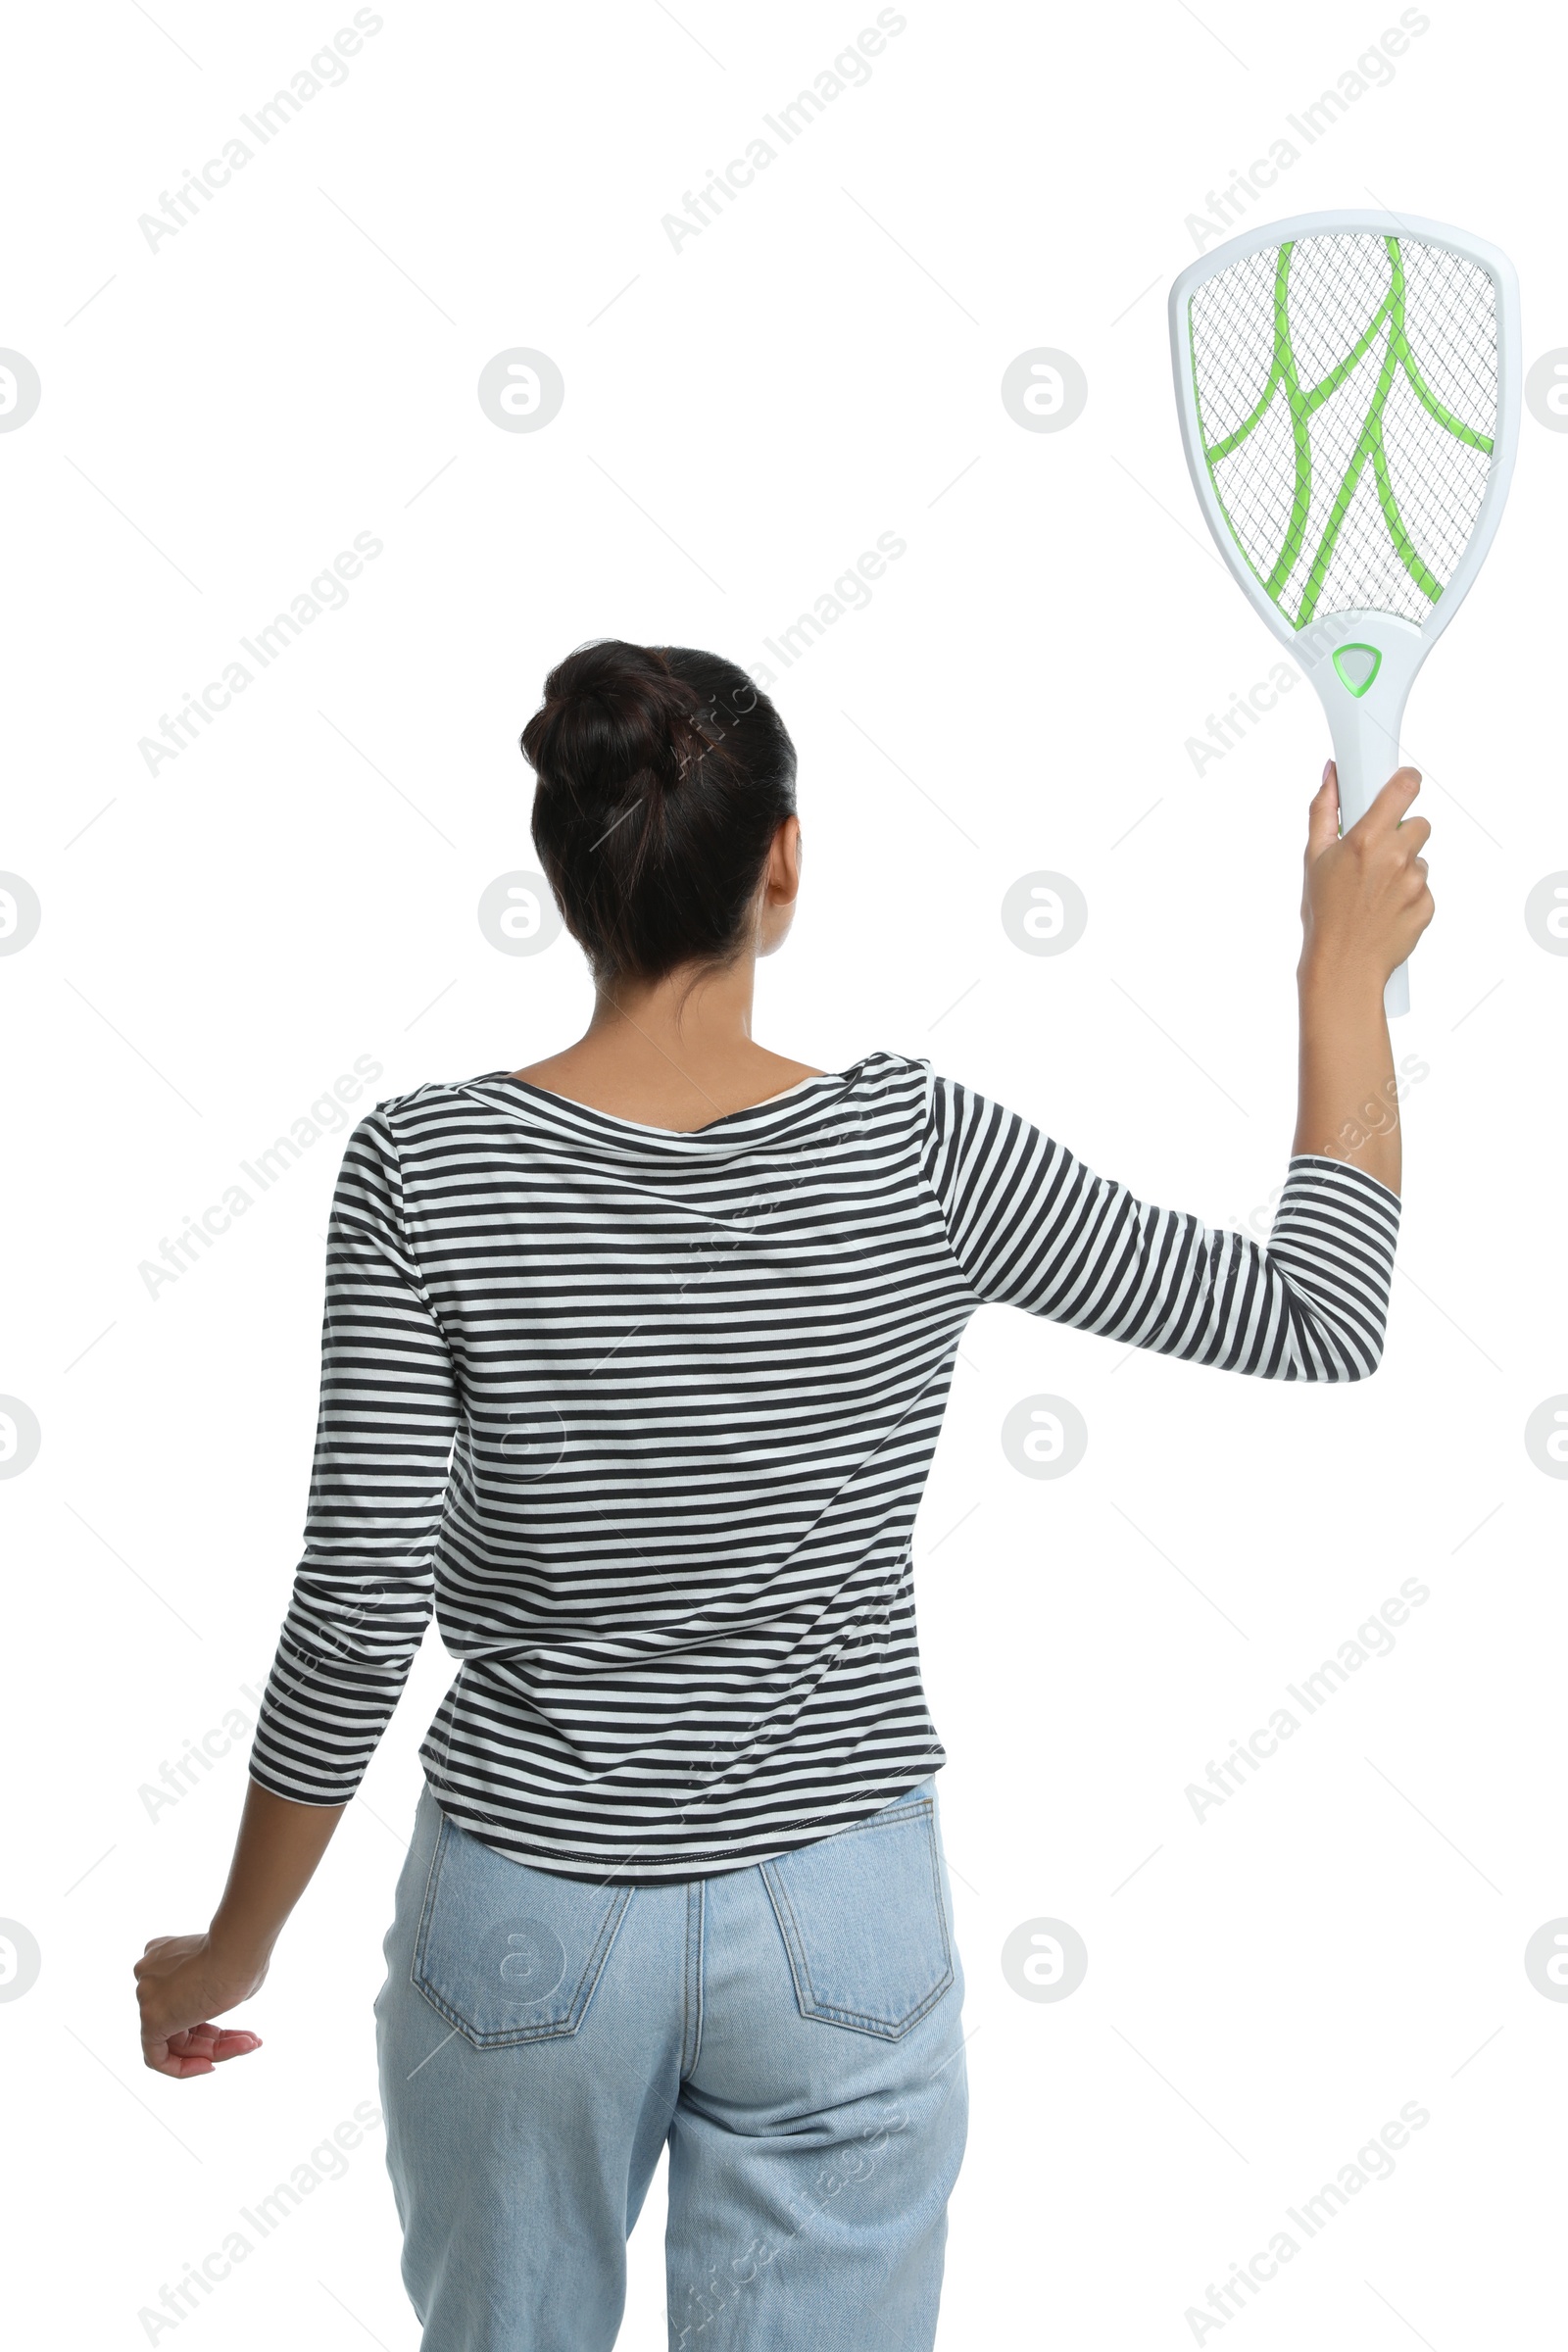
[{"x1": 1169, "y1": 209, "x2": 1521, "y2": 1017}]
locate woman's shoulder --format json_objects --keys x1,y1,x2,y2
[
  {"x1": 847, "y1": 1048, "x2": 932, "y2": 1086},
  {"x1": 341, "y1": 1072, "x2": 524, "y2": 1143}
]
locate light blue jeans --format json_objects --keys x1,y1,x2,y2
[{"x1": 374, "y1": 1778, "x2": 968, "y2": 2350}]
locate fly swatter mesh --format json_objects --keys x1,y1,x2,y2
[{"x1": 1187, "y1": 233, "x2": 1498, "y2": 628}]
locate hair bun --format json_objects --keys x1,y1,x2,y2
[
  {"x1": 529, "y1": 639, "x2": 710, "y2": 803},
  {"x1": 520, "y1": 638, "x2": 797, "y2": 987}
]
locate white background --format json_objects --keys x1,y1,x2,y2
[{"x1": 3, "y1": 1, "x2": 1564, "y2": 2344}]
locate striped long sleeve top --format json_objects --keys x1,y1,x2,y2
[{"x1": 247, "y1": 1052, "x2": 1400, "y2": 1878}]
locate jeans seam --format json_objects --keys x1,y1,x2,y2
[
  {"x1": 407, "y1": 1804, "x2": 452, "y2": 2007},
  {"x1": 679, "y1": 1879, "x2": 705, "y2": 2080}
]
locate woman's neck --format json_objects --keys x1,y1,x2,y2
[{"x1": 509, "y1": 956, "x2": 825, "y2": 1132}]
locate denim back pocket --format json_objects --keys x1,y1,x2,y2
[
  {"x1": 760, "y1": 1792, "x2": 954, "y2": 2040},
  {"x1": 412, "y1": 1812, "x2": 633, "y2": 2048}
]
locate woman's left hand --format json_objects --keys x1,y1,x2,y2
[{"x1": 134, "y1": 1933, "x2": 268, "y2": 2078}]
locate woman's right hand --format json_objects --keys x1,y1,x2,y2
[
  {"x1": 135, "y1": 1781, "x2": 349, "y2": 2078},
  {"x1": 135, "y1": 1932, "x2": 268, "y2": 2078},
  {"x1": 1298, "y1": 760, "x2": 1434, "y2": 990}
]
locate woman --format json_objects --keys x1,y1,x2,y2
[{"x1": 135, "y1": 639, "x2": 1431, "y2": 2351}]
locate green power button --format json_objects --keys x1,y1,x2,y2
[{"x1": 1332, "y1": 643, "x2": 1382, "y2": 698}]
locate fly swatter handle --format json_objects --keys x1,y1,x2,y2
[{"x1": 1321, "y1": 676, "x2": 1414, "y2": 1023}]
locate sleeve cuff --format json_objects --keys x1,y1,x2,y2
[{"x1": 1284, "y1": 1152, "x2": 1401, "y2": 1212}]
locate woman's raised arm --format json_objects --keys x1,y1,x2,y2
[
  {"x1": 1294, "y1": 760, "x2": 1433, "y2": 1197},
  {"x1": 918, "y1": 760, "x2": 1432, "y2": 1382}
]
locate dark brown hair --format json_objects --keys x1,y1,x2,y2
[{"x1": 520, "y1": 639, "x2": 797, "y2": 986}]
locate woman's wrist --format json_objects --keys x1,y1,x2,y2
[
  {"x1": 206, "y1": 1906, "x2": 278, "y2": 1976},
  {"x1": 1297, "y1": 943, "x2": 1388, "y2": 1008},
  {"x1": 1293, "y1": 952, "x2": 1401, "y2": 1189}
]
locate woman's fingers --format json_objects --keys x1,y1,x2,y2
[
  {"x1": 171, "y1": 2022, "x2": 222, "y2": 2052},
  {"x1": 164, "y1": 2023, "x2": 262, "y2": 2059},
  {"x1": 1299, "y1": 760, "x2": 1436, "y2": 984},
  {"x1": 1361, "y1": 764, "x2": 1424, "y2": 829},
  {"x1": 144, "y1": 2034, "x2": 209, "y2": 2080},
  {"x1": 142, "y1": 2022, "x2": 261, "y2": 2078},
  {"x1": 1305, "y1": 763, "x2": 1342, "y2": 859},
  {"x1": 142, "y1": 2019, "x2": 217, "y2": 2076},
  {"x1": 207, "y1": 2029, "x2": 263, "y2": 2061}
]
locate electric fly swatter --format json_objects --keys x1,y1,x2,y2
[{"x1": 1170, "y1": 210, "x2": 1520, "y2": 1015}]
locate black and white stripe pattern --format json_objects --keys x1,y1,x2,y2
[{"x1": 248, "y1": 1052, "x2": 1400, "y2": 1877}]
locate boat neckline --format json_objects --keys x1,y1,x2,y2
[{"x1": 476, "y1": 1061, "x2": 867, "y2": 1138}]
